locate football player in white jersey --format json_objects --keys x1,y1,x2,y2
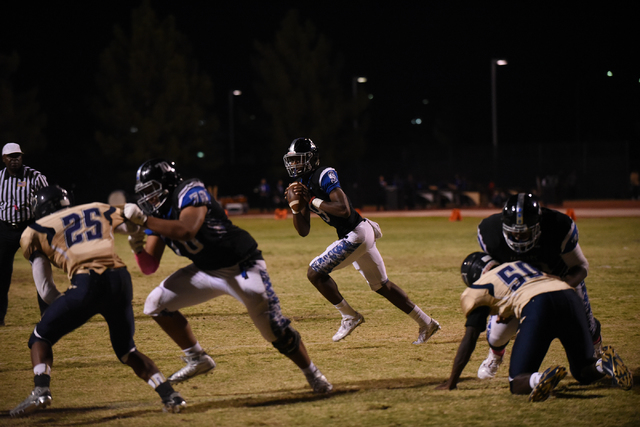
[
  {"x1": 436, "y1": 252, "x2": 632, "y2": 402},
  {"x1": 10, "y1": 186, "x2": 185, "y2": 417}
]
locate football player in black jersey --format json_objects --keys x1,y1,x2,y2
[
  {"x1": 283, "y1": 137, "x2": 440, "y2": 343},
  {"x1": 124, "y1": 159, "x2": 332, "y2": 393},
  {"x1": 474, "y1": 193, "x2": 602, "y2": 380},
  {"x1": 436, "y1": 252, "x2": 631, "y2": 402}
]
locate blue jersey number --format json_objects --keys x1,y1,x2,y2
[
  {"x1": 62, "y1": 208, "x2": 103, "y2": 248},
  {"x1": 496, "y1": 261, "x2": 542, "y2": 292}
]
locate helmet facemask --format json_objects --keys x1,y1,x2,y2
[
  {"x1": 502, "y1": 222, "x2": 541, "y2": 253},
  {"x1": 283, "y1": 152, "x2": 315, "y2": 178},
  {"x1": 135, "y1": 180, "x2": 169, "y2": 216}
]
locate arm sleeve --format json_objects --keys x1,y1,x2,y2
[
  {"x1": 135, "y1": 250, "x2": 160, "y2": 275},
  {"x1": 30, "y1": 252, "x2": 61, "y2": 305}
]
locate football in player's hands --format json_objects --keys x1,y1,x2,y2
[{"x1": 286, "y1": 182, "x2": 305, "y2": 213}]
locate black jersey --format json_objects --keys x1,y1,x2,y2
[
  {"x1": 302, "y1": 166, "x2": 363, "y2": 238},
  {"x1": 153, "y1": 178, "x2": 261, "y2": 270},
  {"x1": 477, "y1": 207, "x2": 579, "y2": 277}
]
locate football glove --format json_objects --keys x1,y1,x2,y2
[
  {"x1": 124, "y1": 203, "x2": 148, "y2": 226},
  {"x1": 128, "y1": 232, "x2": 146, "y2": 254}
]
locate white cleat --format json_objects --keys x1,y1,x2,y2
[
  {"x1": 332, "y1": 313, "x2": 365, "y2": 342},
  {"x1": 305, "y1": 369, "x2": 333, "y2": 393},
  {"x1": 413, "y1": 319, "x2": 441, "y2": 344},
  {"x1": 10, "y1": 387, "x2": 52, "y2": 417},
  {"x1": 168, "y1": 351, "x2": 216, "y2": 384},
  {"x1": 477, "y1": 349, "x2": 503, "y2": 379}
]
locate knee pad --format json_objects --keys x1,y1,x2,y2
[
  {"x1": 271, "y1": 325, "x2": 301, "y2": 356},
  {"x1": 143, "y1": 287, "x2": 165, "y2": 316}
]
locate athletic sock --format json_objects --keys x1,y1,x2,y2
[
  {"x1": 301, "y1": 362, "x2": 318, "y2": 376},
  {"x1": 334, "y1": 299, "x2": 358, "y2": 317},
  {"x1": 155, "y1": 381, "x2": 176, "y2": 400},
  {"x1": 492, "y1": 348, "x2": 506, "y2": 358},
  {"x1": 409, "y1": 305, "x2": 432, "y2": 326},
  {"x1": 34, "y1": 373, "x2": 51, "y2": 388},
  {"x1": 33, "y1": 363, "x2": 51, "y2": 376},
  {"x1": 183, "y1": 342, "x2": 204, "y2": 357},
  {"x1": 147, "y1": 372, "x2": 167, "y2": 389},
  {"x1": 529, "y1": 372, "x2": 542, "y2": 389}
]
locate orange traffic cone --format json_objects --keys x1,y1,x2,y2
[
  {"x1": 566, "y1": 208, "x2": 576, "y2": 221},
  {"x1": 274, "y1": 208, "x2": 288, "y2": 220},
  {"x1": 449, "y1": 208, "x2": 462, "y2": 221}
]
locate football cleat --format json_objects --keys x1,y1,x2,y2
[
  {"x1": 332, "y1": 313, "x2": 365, "y2": 342},
  {"x1": 168, "y1": 351, "x2": 216, "y2": 384},
  {"x1": 162, "y1": 391, "x2": 187, "y2": 413},
  {"x1": 600, "y1": 346, "x2": 633, "y2": 391},
  {"x1": 528, "y1": 365, "x2": 567, "y2": 402},
  {"x1": 10, "y1": 386, "x2": 52, "y2": 417},
  {"x1": 305, "y1": 369, "x2": 333, "y2": 394},
  {"x1": 413, "y1": 318, "x2": 441, "y2": 345},
  {"x1": 478, "y1": 349, "x2": 504, "y2": 379}
]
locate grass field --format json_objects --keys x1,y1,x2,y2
[{"x1": 1, "y1": 215, "x2": 639, "y2": 426}]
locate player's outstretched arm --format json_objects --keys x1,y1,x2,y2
[{"x1": 436, "y1": 325, "x2": 481, "y2": 390}]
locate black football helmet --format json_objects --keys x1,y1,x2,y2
[
  {"x1": 501, "y1": 193, "x2": 542, "y2": 254},
  {"x1": 283, "y1": 137, "x2": 320, "y2": 178},
  {"x1": 32, "y1": 185, "x2": 72, "y2": 219},
  {"x1": 460, "y1": 252, "x2": 500, "y2": 286},
  {"x1": 135, "y1": 159, "x2": 182, "y2": 216}
]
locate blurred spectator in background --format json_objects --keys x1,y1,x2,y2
[
  {"x1": 377, "y1": 175, "x2": 387, "y2": 211},
  {"x1": 273, "y1": 179, "x2": 286, "y2": 209},
  {"x1": 255, "y1": 178, "x2": 271, "y2": 212},
  {"x1": 540, "y1": 175, "x2": 559, "y2": 206},
  {"x1": 630, "y1": 170, "x2": 639, "y2": 200}
]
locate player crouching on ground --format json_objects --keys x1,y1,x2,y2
[
  {"x1": 435, "y1": 252, "x2": 632, "y2": 402},
  {"x1": 10, "y1": 185, "x2": 185, "y2": 418}
]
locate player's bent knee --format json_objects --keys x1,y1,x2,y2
[
  {"x1": 143, "y1": 287, "x2": 165, "y2": 316},
  {"x1": 370, "y1": 278, "x2": 387, "y2": 292},
  {"x1": 271, "y1": 325, "x2": 301, "y2": 356},
  {"x1": 28, "y1": 332, "x2": 49, "y2": 349}
]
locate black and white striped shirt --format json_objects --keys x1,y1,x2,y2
[{"x1": 0, "y1": 165, "x2": 48, "y2": 223}]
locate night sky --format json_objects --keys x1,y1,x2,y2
[{"x1": 1, "y1": 2, "x2": 638, "y2": 200}]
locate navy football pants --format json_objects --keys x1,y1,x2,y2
[
  {"x1": 30, "y1": 268, "x2": 136, "y2": 361},
  {"x1": 509, "y1": 289, "x2": 599, "y2": 385}
]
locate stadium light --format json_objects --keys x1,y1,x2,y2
[
  {"x1": 228, "y1": 89, "x2": 242, "y2": 164},
  {"x1": 491, "y1": 58, "x2": 508, "y2": 178}
]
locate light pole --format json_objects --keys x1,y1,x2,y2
[
  {"x1": 228, "y1": 89, "x2": 242, "y2": 164},
  {"x1": 352, "y1": 76, "x2": 367, "y2": 129},
  {"x1": 491, "y1": 58, "x2": 507, "y2": 178}
]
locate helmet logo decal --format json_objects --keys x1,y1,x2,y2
[{"x1": 516, "y1": 193, "x2": 525, "y2": 225}]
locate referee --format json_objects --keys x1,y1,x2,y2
[{"x1": 1, "y1": 142, "x2": 48, "y2": 325}]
